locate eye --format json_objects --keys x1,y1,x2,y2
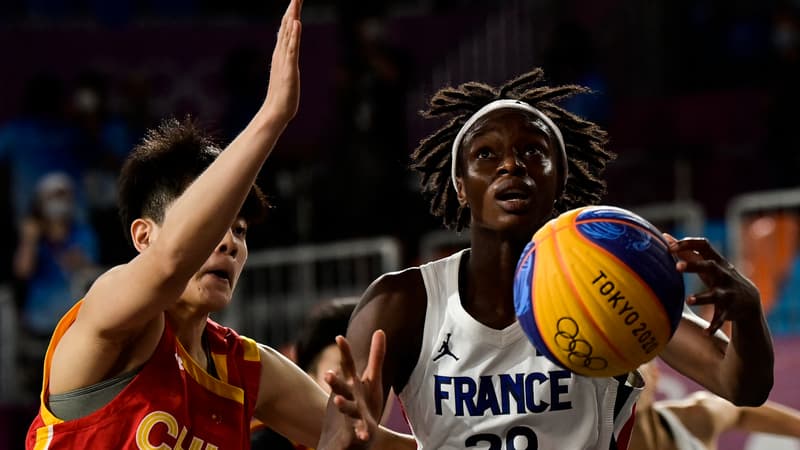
[
  {"x1": 232, "y1": 222, "x2": 248, "y2": 238},
  {"x1": 476, "y1": 146, "x2": 493, "y2": 159},
  {"x1": 521, "y1": 144, "x2": 545, "y2": 158}
]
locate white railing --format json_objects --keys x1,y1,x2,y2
[
  {"x1": 214, "y1": 236, "x2": 403, "y2": 347},
  {"x1": 725, "y1": 187, "x2": 800, "y2": 335},
  {"x1": 726, "y1": 187, "x2": 800, "y2": 267}
]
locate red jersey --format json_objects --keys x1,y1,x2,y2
[{"x1": 26, "y1": 301, "x2": 262, "y2": 449}]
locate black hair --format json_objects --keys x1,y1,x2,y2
[
  {"x1": 409, "y1": 67, "x2": 615, "y2": 230},
  {"x1": 294, "y1": 297, "x2": 360, "y2": 373},
  {"x1": 117, "y1": 116, "x2": 269, "y2": 246}
]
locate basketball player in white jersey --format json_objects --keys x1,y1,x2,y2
[{"x1": 319, "y1": 68, "x2": 774, "y2": 450}]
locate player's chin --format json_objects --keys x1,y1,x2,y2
[
  {"x1": 492, "y1": 213, "x2": 543, "y2": 237},
  {"x1": 198, "y1": 288, "x2": 234, "y2": 311}
]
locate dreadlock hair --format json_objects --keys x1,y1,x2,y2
[
  {"x1": 409, "y1": 67, "x2": 615, "y2": 230},
  {"x1": 117, "y1": 116, "x2": 270, "y2": 247}
]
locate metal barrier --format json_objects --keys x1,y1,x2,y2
[
  {"x1": 726, "y1": 187, "x2": 800, "y2": 335},
  {"x1": 214, "y1": 236, "x2": 403, "y2": 348}
]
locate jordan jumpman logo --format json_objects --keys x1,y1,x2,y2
[{"x1": 433, "y1": 332, "x2": 459, "y2": 361}]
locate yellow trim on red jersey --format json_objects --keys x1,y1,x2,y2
[
  {"x1": 239, "y1": 336, "x2": 260, "y2": 362},
  {"x1": 175, "y1": 338, "x2": 245, "y2": 404},
  {"x1": 211, "y1": 353, "x2": 229, "y2": 383},
  {"x1": 37, "y1": 301, "x2": 83, "y2": 426}
]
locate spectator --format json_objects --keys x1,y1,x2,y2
[{"x1": 13, "y1": 172, "x2": 101, "y2": 395}]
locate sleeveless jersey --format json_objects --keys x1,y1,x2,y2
[
  {"x1": 398, "y1": 250, "x2": 642, "y2": 450},
  {"x1": 653, "y1": 405, "x2": 705, "y2": 450},
  {"x1": 26, "y1": 301, "x2": 262, "y2": 450}
]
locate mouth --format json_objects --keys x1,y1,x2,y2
[
  {"x1": 495, "y1": 189, "x2": 531, "y2": 202},
  {"x1": 495, "y1": 185, "x2": 533, "y2": 211},
  {"x1": 205, "y1": 269, "x2": 232, "y2": 287}
]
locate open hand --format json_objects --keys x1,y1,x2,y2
[
  {"x1": 665, "y1": 234, "x2": 762, "y2": 335},
  {"x1": 262, "y1": 0, "x2": 302, "y2": 124},
  {"x1": 318, "y1": 330, "x2": 386, "y2": 449}
]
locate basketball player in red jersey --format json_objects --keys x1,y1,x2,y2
[
  {"x1": 320, "y1": 70, "x2": 775, "y2": 449},
  {"x1": 25, "y1": 1, "x2": 414, "y2": 448}
]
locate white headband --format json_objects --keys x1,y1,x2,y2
[{"x1": 450, "y1": 99, "x2": 567, "y2": 192}]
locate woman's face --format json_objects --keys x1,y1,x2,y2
[{"x1": 456, "y1": 109, "x2": 562, "y2": 238}]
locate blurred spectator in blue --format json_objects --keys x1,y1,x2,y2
[
  {"x1": 0, "y1": 72, "x2": 86, "y2": 224},
  {"x1": 12, "y1": 172, "x2": 101, "y2": 395}
]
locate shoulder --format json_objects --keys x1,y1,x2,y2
[
  {"x1": 348, "y1": 267, "x2": 430, "y2": 391},
  {"x1": 354, "y1": 267, "x2": 427, "y2": 326},
  {"x1": 206, "y1": 319, "x2": 261, "y2": 363}
]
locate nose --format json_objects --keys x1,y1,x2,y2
[
  {"x1": 216, "y1": 228, "x2": 239, "y2": 258},
  {"x1": 498, "y1": 148, "x2": 526, "y2": 176}
]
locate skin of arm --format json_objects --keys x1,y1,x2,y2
[
  {"x1": 253, "y1": 344, "x2": 330, "y2": 447},
  {"x1": 659, "y1": 236, "x2": 774, "y2": 406},
  {"x1": 659, "y1": 391, "x2": 800, "y2": 448},
  {"x1": 253, "y1": 336, "x2": 417, "y2": 449},
  {"x1": 47, "y1": 0, "x2": 303, "y2": 395},
  {"x1": 317, "y1": 269, "x2": 426, "y2": 450}
]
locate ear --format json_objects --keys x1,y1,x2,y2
[
  {"x1": 454, "y1": 177, "x2": 468, "y2": 207},
  {"x1": 130, "y1": 218, "x2": 156, "y2": 253}
]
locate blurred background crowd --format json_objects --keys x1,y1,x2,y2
[{"x1": 1, "y1": 0, "x2": 800, "y2": 448}]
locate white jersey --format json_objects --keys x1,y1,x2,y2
[
  {"x1": 653, "y1": 405, "x2": 706, "y2": 450},
  {"x1": 398, "y1": 250, "x2": 642, "y2": 450}
]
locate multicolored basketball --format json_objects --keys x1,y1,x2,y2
[{"x1": 513, "y1": 205, "x2": 685, "y2": 377}]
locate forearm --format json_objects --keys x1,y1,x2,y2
[
  {"x1": 13, "y1": 238, "x2": 37, "y2": 279},
  {"x1": 374, "y1": 427, "x2": 417, "y2": 450},
  {"x1": 720, "y1": 309, "x2": 774, "y2": 405},
  {"x1": 255, "y1": 345, "x2": 327, "y2": 447},
  {"x1": 737, "y1": 401, "x2": 800, "y2": 436},
  {"x1": 159, "y1": 112, "x2": 286, "y2": 274}
]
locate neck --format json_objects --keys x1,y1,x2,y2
[
  {"x1": 166, "y1": 303, "x2": 210, "y2": 358},
  {"x1": 460, "y1": 230, "x2": 530, "y2": 328}
]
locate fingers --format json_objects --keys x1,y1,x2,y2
[
  {"x1": 276, "y1": 0, "x2": 302, "y2": 58},
  {"x1": 687, "y1": 287, "x2": 722, "y2": 305},
  {"x1": 325, "y1": 369, "x2": 372, "y2": 442},
  {"x1": 336, "y1": 335, "x2": 358, "y2": 380},
  {"x1": 706, "y1": 308, "x2": 728, "y2": 336},
  {"x1": 363, "y1": 330, "x2": 386, "y2": 383},
  {"x1": 283, "y1": 0, "x2": 302, "y2": 20},
  {"x1": 287, "y1": 19, "x2": 301, "y2": 66},
  {"x1": 325, "y1": 370, "x2": 354, "y2": 401},
  {"x1": 669, "y1": 237, "x2": 725, "y2": 264}
]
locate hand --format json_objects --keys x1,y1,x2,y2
[
  {"x1": 318, "y1": 330, "x2": 386, "y2": 449},
  {"x1": 20, "y1": 217, "x2": 42, "y2": 243},
  {"x1": 665, "y1": 234, "x2": 762, "y2": 335},
  {"x1": 262, "y1": 0, "x2": 302, "y2": 125}
]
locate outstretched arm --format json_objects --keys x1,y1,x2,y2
[
  {"x1": 661, "y1": 392, "x2": 800, "y2": 447},
  {"x1": 659, "y1": 236, "x2": 774, "y2": 406},
  {"x1": 49, "y1": 0, "x2": 302, "y2": 394},
  {"x1": 317, "y1": 331, "x2": 416, "y2": 450}
]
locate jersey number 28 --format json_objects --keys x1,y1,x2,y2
[{"x1": 465, "y1": 425, "x2": 538, "y2": 450}]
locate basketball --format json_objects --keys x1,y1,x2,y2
[{"x1": 513, "y1": 205, "x2": 685, "y2": 377}]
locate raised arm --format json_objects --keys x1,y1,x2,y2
[
  {"x1": 49, "y1": 0, "x2": 302, "y2": 393},
  {"x1": 659, "y1": 236, "x2": 774, "y2": 406}
]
